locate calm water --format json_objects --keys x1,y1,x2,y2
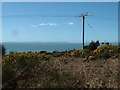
[{"x1": 3, "y1": 42, "x2": 85, "y2": 54}]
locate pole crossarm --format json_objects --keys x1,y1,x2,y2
[
  {"x1": 76, "y1": 12, "x2": 92, "y2": 17},
  {"x1": 80, "y1": 13, "x2": 92, "y2": 17}
]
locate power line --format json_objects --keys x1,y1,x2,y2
[
  {"x1": 1, "y1": 15, "x2": 117, "y2": 22},
  {"x1": 1, "y1": 15, "x2": 76, "y2": 18},
  {"x1": 86, "y1": 21, "x2": 92, "y2": 30}
]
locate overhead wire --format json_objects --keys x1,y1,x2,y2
[
  {"x1": 1, "y1": 15, "x2": 117, "y2": 22},
  {"x1": 86, "y1": 21, "x2": 92, "y2": 30},
  {"x1": 1, "y1": 15, "x2": 76, "y2": 18}
]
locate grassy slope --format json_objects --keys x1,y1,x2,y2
[
  {"x1": 2, "y1": 45, "x2": 120, "y2": 88},
  {"x1": 3, "y1": 56, "x2": 119, "y2": 88}
]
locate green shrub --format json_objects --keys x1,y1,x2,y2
[
  {"x1": 101, "y1": 51, "x2": 110, "y2": 59},
  {"x1": 89, "y1": 40, "x2": 100, "y2": 50},
  {"x1": 2, "y1": 62, "x2": 15, "y2": 83},
  {"x1": 0, "y1": 45, "x2": 6, "y2": 57},
  {"x1": 40, "y1": 51, "x2": 47, "y2": 53}
]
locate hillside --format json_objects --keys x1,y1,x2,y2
[{"x1": 2, "y1": 45, "x2": 120, "y2": 88}]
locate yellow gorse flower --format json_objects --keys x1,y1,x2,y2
[
  {"x1": 2, "y1": 52, "x2": 50, "y2": 64},
  {"x1": 88, "y1": 56, "x2": 95, "y2": 60},
  {"x1": 71, "y1": 49, "x2": 82, "y2": 57},
  {"x1": 109, "y1": 50, "x2": 113, "y2": 53},
  {"x1": 93, "y1": 45, "x2": 118, "y2": 54}
]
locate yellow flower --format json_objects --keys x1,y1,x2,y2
[
  {"x1": 93, "y1": 45, "x2": 118, "y2": 55},
  {"x1": 109, "y1": 50, "x2": 113, "y2": 53},
  {"x1": 88, "y1": 56, "x2": 95, "y2": 60},
  {"x1": 83, "y1": 57, "x2": 88, "y2": 61},
  {"x1": 71, "y1": 49, "x2": 82, "y2": 57}
]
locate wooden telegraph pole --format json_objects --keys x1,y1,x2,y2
[
  {"x1": 79, "y1": 12, "x2": 92, "y2": 50},
  {"x1": 82, "y1": 15, "x2": 85, "y2": 50}
]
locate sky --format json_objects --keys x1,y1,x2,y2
[{"x1": 2, "y1": 2, "x2": 118, "y2": 43}]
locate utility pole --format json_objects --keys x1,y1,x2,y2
[
  {"x1": 78, "y1": 12, "x2": 92, "y2": 50},
  {"x1": 82, "y1": 16, "x2": 85, "y2": 50}
]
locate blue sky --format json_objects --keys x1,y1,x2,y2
[{"x1": 2, "y1": 2, "x2": 118, "y2": 43}]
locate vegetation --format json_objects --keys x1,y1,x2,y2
[
  {"x1": 89, "y1": 40, "x2": 100, "y2": 50},
  {"x1": 93, "y1": 45, "x2": 118, "y2": 59},
  {"x1": 71, "y1": 49, "x2": 82, "y2": 57},
  {"x1": 2, "y1": 43, "x2": 120, "y2": 88},
  {"x1": 0, "y1": 45, "x2": 6, "y2": 57}
]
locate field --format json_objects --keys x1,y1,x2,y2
[{"x1": 2, "y1": 45, "x2": 120, "y2": 88}]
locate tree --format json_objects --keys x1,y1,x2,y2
[
  {"x1": 106, "y1": 42, "x2": 109, "y2": 45},
  {"x1": 2, "y1": 45, "x2": 6, "y2": 56},
  {"x1": 89, "y1": 41, "x2": 100, "y2": 50},
  {"x1": 96, "y1": 40, "x2": 100, "y2": 46},
  {"x1": 0, "y1": 45, "x2": 6, "y2": 56},
  {"x1": 40, "y1": 51, "x2": 47, "y2": 53},
  {"x1": 102, "y1": 42, "x2": 104, "y2": 45}
]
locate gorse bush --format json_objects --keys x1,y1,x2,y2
[
  {"x1": 71, "y1": 45, "x2": 119, "y2": 60},
  {"x1": 82, "y1": 45, "x2": 118, "y2": 60},
  {"x1": 52, "y1": 52, "x2": 64, "y2": 57},
  {"x1": 83, "y1": 56, "x2": 95, "y2": 61},
  {"x1": 2, "y1": 52, "x2": 51, "y2": 88},
  {"x1": 3, "y1": 52, "x2": 50, "y2": 63},
  {"x1": 93, "y1": 45, "x2": 117, "y2": 54},
  {"x1": 71, "y1": 49, "x2": 82, "y2": 57},
  {"x1": 93, "y1": 45, "x2": 118, "y2": 58}
]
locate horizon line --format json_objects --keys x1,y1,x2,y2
[
  {"x1": 1, "y1": 41, "x2": 118, "y2": 43},
  {"x1": 2, "y1": 0, "x2": 119, "y2": 2}
]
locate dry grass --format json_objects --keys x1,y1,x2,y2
[
  {"x1": 3, "y1": 56, "x2": 119, "y2": 88},
  {"x1": 52, "y1": 57, "x2": 119, "y2": 88}
]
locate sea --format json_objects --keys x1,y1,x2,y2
[
  {"x1": 3, "y1": 42, "x2": 85, "y2": 54},
  {"x1": 2, "y1": 42, "x2": 118, "y2": 54}
]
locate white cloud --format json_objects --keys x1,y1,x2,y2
[
  {"x1": 30, "y1": 22, "x2": 75, "y2": 28},
  {"x1": 49, "y1": 23, "x2": 57, "y2": 26},
  {"x1": 30, "y1": 25, "x2": 38, "y2": 28},
  {"x1": 39, "y1": 23, "x2": 48, "y2": 26},
  {"x1": 39, "y1": 23, "x2": 57, "y2": 26},
  {"x1": 30, "y1": 23, "x2": 57, "y2": 28},
  {"x1": 68, "y1": 22, "x2": 74, "y2": 25}
]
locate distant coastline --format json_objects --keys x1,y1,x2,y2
[
  {"x1": 2, "y1": 42, "x2": 118, "y2": 54},
  {"x1": 3, "y1": 42, "x2": 83, "y2": 54}
]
